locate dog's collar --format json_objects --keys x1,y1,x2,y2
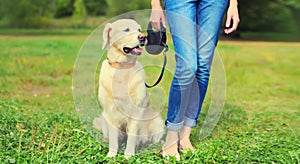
[{"x1": 107, "y1": 58, "x2": 136, "y2": 69}]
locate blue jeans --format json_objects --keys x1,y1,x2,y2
[{"x1": 164, "y1": 0, "x2": 228, "y2": 131}]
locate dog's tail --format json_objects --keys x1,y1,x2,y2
[{"x1": 93, "y1": 115, "x2": 108, "y2": 138}]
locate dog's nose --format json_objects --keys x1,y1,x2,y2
[
  {"x1": 138, "y1": 34, "x2": 147, "y2": 46},
  {"x1": 138, "y1": 34, "x2": 146, "y2": 41}
]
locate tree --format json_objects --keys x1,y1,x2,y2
[
  {"x1": 276, "y1": 0, "x2": 300, "y2": 33},
  {"x1": 0, "y1": 0, "x2": 53, "y2": 28},
  {"x1": 72, "y1": 0, "x2": 87, "y2": 22},
  {"x1": 238, "y1": 0, "x2": 298, "y2": 32},
  {"x1": 105, "y1": 0, "x2": 149, "y2": 16},
  {"x1": 84, "y1": 0, "x2": 107, "y2": 16},
  {"x1": 54, "y1": 0, "x2": 74, "y2": 18}
]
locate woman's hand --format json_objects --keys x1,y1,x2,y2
[
  {"x1": 224, "y1": 0, "x2": 240, "y2": 34},
  {"x1": 150, "y1": 0, "x2": 167, "y2": 30}
]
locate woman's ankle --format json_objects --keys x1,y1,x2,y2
[
  {"x1": 162, "y1": 129, "x2": 180, "y2": 160},
  {"x1": 164, "y1": 129, "x2": 179, "y2": 148},
  {"x1": 179, "y1": 126, "x2": 195, "y2": 151}
]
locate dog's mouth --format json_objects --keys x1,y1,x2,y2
[{"x1": 123, "y1": 45, "x2": 143, "y2": 56}]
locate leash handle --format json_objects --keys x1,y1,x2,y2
[{"x1": 145, "y1": 47, "x2": 168, "y2": 88}]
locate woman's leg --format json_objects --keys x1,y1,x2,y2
[
  {"x1": 181, "y1": 0, "x2": 229, "y2": 146},
  {"x1": 179, "y1": 0, "x2": 229, "y2": 150},
  {"x1": 164, "y1": 0, "x2": 198, "y2": 131},
  {"x1": 164, "y1": 0, "x2": 198, "y2": 159}
]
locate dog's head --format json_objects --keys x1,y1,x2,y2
[{"x1": 102, "y1": 19, "x2": 146, "y2": 56}]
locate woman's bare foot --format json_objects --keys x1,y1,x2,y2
[
  {"x1": 179, "y1": 126, "x2": 195, "y2": 152},
  {"x1": 179, "y1": 137, "x2": 195, "y2": 152},
  {"x1": 162, "y1": 130, "x2": 180, "y2": 160}
]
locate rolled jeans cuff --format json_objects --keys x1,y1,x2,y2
[
  {"x1": 183, "y1": 116, "x2": 197, "y2": 128},
  {"x1": 165, "y1": 120, "x2": 184, "y2": 131}
]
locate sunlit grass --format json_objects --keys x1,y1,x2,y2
[{"x1": 0, "y1": 32, "x2": 299, "y2": 163}]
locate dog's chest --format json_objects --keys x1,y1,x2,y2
[
  {"x1": 102, "y1": 68, "x2": 134, "y2": 97},
  {"x1": 99, "y1": 61, "x2": 144, "y2": 109}
]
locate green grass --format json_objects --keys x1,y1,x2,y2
[{"x1": 0, "y1": 31, "x2": 299, "y2": 163}]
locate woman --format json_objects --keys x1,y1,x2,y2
[{"x1": 150, "y1": 0, "x2": 239, "y2": 160}]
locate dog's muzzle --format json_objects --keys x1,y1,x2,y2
[
  {"x1": 123, "y1": 46, "x2": 142, "y2": 55},
  {"x1": 122, "y1": 34, "x2": 147, "y2": 56}
]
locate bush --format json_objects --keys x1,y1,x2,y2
[
  {"x1": 0, "y1": 0, "x2": 53, "y2": 28},
  {"x1": 105, "y1": 0, "x2": 150, "y2": 16},
  {"x1": 238, "y1": 0, "x2": 298, "y2": 33},
  {"x1": 71, "y1": 0, "x2": 87, "y2": 27},
  {"x1": 54, "y1": 0, "x2": 74, "y2": 18},
  {"x1": 84, "y1": 0, "x2": 107, "y2": 16}
]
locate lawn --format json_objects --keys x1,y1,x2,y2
[{"x1": 0, "y1": 30, "x2": 299, "y2": 163}]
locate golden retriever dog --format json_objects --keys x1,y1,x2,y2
[{"x1": 93, "y1": 19, "x2": 164, "y2": 159}]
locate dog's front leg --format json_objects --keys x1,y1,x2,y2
[
  {"x1": 107, "y1": 124, "x2": 119, "y2": 158},
  {"x1": 124, "y1": 119, "x2": 140, "y2": 159},
  {"x1": 124, "y1": 135, "x2": 136, "y2": 159}
]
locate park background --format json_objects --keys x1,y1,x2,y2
[{"x1": 0, "y1": 0, "x2": 299, "y2": 163}]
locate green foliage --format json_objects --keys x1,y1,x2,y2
[
  {"x1": 238, "y1": 0, "x2": 298, "y2": 32},
  {"x1": 0, "y1": 0, "x2": 53, "y2": 28},
  {"x1": 84, "y1": 0, "x2": 107, "y2": 16},
  {"x1": 72, "y1": 0, "x2": 87, "y2": 21},
  {"x1": 0, "y1": 0, "x2": 299, "y2": 31},
  {"x1": 277, "y1": 0, "x2": 300, "y2": 9},
  {"x1": 277, "y1": 0, "x2": 300, "y2": 32},
  {"x1": 105, "y1": 0, "x2": 149, "y2": 16},
  {"x1": 53, "y1": 0, "x2": 107, "y2": 18},
  {"x1": 54, "y1": 0, "x2": 74, "y2": 18}
]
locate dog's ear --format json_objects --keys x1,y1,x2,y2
[{"x1": 102, "y1": 23, "x2": 112, "y2": 50}]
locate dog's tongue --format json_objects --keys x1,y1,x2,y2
[{"x1": 132, "y1": 47, "x2": 142, "y2": 54}]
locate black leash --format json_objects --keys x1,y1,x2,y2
[{"x1": 145, "y1": 44, "x2": 168, "y2": 88}]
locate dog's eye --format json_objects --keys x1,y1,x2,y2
[
  {"x1": 123, "y1": 28, "x2": 130, "y2": 32},
  {"x1": 138, "y1": 28, "x2": 141, "y2": 32}
]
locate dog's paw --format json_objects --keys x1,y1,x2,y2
[
  {"x1": 124, "y1": 153, "x2": 133, "y2": 159},
  {"x1": 124, "y1": 148, "x2": 135, "y2": 159},
  {"x1": 106, "y1": 151, "x2": 117, "y2": 158}
]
